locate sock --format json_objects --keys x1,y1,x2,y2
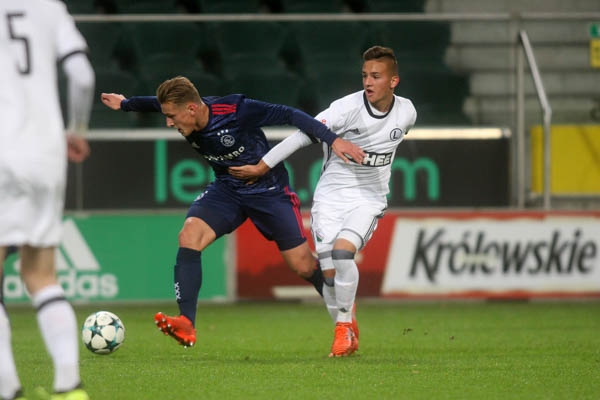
[
  {"x1": 332, "y1": 250, "x2": 359, "y2": 324},
  {"x1": 0, "y1": 304, "x2": 21, "y2": 400},
  {"x1": 318, "y1": 255, "x2": 338, "y2": 322},
  {"x1": 302, "y1": 259, "x2": 324, "y2": 297},
  {"x1": 33, "y1": 285, "x2": 80, "y2": 393},
  {"x1": 174, "y1": 247, "x2": 202, "y2": 326},
  {"x1": 322, "y1": 278, "x2": 338, "y2": 322}
]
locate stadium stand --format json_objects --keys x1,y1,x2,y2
[
  {"x1": 199, "y1": 0, "x2": 264, "y2": 13},
  {"x1": 77, "y1": 22, "x2": 125, "y2": 71},
  {"x1": 429, "y1": 0, "x2": 600, "y2": 126},
  {"x1": 209, "y1": 21, "x2": 290, "y2": 79},
  {"x1": 115, "y1": 0, "x2": 183, "y2": 13},
  {"x1": 279, "y1": 0, "x2": 346, "y2": 13},
  {"x1": 364, "y1": 0, "x2": 425, "y2": 12},
  {"x1": 122, "y1": 22, "x2": 215, "y2": 74},
  {"x1": 70, "y1": 0, "x2": 473, "y2": 126},
  {"x1": 90, "y1": 68, "x2": 143, "y2": 127},
  {"x1": 287, "y1": 21, "x2": 369, "y2": 74},
  {"x1": 371, "y1": 20, "x2": 471, "y2": 125},
  {"x1": 226, "y1": 70, "x2": 304, "y2": 107},
  {"x1": 63, "y1": 0, "x2": 96, "y2": 14}
]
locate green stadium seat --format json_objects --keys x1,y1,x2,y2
[
  {"x1": 90, "y1": 68, "x2": 144, "y2": 128},
  {"x1": 115, "y1": 0, "x2": 182, "y2": 13},
  {"x1": 77, "y1": 22, "x2": 124, "y2": 70},
  {"x1": 200, "y1": 0, "x2": 262, "y2": 13},
  {"x1": 280, "y1": 0, "x2": 345, "y2": 13},
  {"x1": 365, "y1": 0, "x2": 425, "y2": 12},
  {"x1": 64, "y1": 0, "x2": 96, "y2": 14},
  {"x1": 396, "y1": 65, "x2": 470, "y2": 125},
  {"x1": 302, "y1": 65, "x2": 362, "y2": 113},
  {"x1": 124, "y1": 22, "x2": 208, "y2": 73},
  {"x1": 287, "y1": 21, "x2": 369, "y2": 77},
  {"x1": 373, "y1": 20, "x2": 451, "y2": 71},
  {"x1": 138, "y1": 53, "x2": 206, "y2": 86},
  {"x1": 210, "y1": 22, "x2": 290, "y2": 78},
  {"x1": 130, "y1": 22, "x2": 203, "y2": 57},
  {"x1": 376, "y1": 21, "x2": 450, "y2": 53},
  {"x1": 224, "y1": 70, "x2": 304, "y2": 108}
]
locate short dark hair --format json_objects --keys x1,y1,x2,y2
[
  {"x1": 156, "y1": 76, "x2": 202, "y2": 105},
  {"x1": 363, "y1": 46, "x2": 398, "y2": 73}
]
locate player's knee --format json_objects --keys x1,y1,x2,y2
[
  {"x1": 336, "y1": 229, "x2": 363, "y2": 252},
  {"x1": 178, "y1": 218, "x2": 214, "y2": 250},
  {"x1": 294, "y1": 256, "x2": 316, "y2": 277}
]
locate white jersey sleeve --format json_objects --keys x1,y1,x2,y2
[{"x1": 263, "y1": 130, "x2": 314, "y2": 168}]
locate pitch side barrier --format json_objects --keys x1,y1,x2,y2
[
  {"x1": 4, "y1": 210, "x2": 598, "y2": 303},
  {"x1": 238, "y1": 210, "x2": 600, "y2": 300}
]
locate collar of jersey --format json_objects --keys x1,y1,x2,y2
[{"x1": 363, "y1": 92, "x2": 395, "y2": 119}]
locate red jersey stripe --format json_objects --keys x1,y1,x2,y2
[{"x1": 212, "y1": 104, "x2": 237, "y2": 115}]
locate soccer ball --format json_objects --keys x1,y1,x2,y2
[{"x1": 81, "y1": 311, "x2": 125, "y2": 355}]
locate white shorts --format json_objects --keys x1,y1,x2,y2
[
  {"x1": 0, "y1": 161, "x2": 65, "y2": 247},
  {"x1": 310, "y1": 200, "x2": 384, "y2": 254}
]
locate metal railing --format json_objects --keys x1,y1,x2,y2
[{"x1": 516, "y1": 30, "x2": 552, "y2": 210}]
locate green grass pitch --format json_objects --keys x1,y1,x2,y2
[{"x1": 7, "y1": 301, "x2": 600, "y2": 400}]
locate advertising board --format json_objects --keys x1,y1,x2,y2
[
  {"x1": 236, "y1": 211, "x2": 600, "y2": 299},
  {"x1": 3, "y1": 214, "x2": 228, "y2": 303}
]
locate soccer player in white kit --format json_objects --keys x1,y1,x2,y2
[
  {"x1": 0, "y1": 1, "x2": 94, "y2": 399},
  {"x1": 230, "y1": 46, "x2": 417, "y2": 357}
]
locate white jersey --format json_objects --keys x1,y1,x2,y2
[
  {"x1": 0, "y1": 0, "x2": 89, "y2": 246},
  {"x1": 314, "y1": 90, "x2": 417, "y2": 207},
  {"x1": 0, "y1": 0, "x2": 87, "y2": 164}
]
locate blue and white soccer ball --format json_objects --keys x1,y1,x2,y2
[{"x1": 81, "y1": 311, "x2": 125, "y2": 355}]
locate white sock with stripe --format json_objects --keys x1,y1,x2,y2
[
  {"x1": 33, "y1": 284, "x2": 80, "y2": 392},
  {"x1": 332, "y1": 250, "x2": 359, "y2": 324}
]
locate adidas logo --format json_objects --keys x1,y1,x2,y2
[{"x1": 3, "y1": 219, "x2": 118, "y2": 301}]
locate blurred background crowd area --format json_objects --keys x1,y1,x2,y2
[{"x1": 62, "y1": 0, "x2": 600, "y2": 130}]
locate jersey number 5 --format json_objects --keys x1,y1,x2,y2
[{"x1": 6, "y1": 12, "x2": 31, "y2": 75}]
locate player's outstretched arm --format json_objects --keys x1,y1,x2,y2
[{"x1": 101, "y1": 93, "x2": 126, "y2": 110}]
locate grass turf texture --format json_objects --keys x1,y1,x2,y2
[{"x1": 7, "y1": 301, "x2": 600, "y2": 400}]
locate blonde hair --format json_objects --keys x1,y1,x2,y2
[{"x1": 156, "y1": 76, "x2": 202, "y2": 105}]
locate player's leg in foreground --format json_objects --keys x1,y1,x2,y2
[
  {"x1": 21, "y1": 246, "x2": 89, "y2": 398},
  {"x1": 313, "y1": 254, "x2": 359, "y2": 358},
  {"x1": 154, "y1": 217, "x2": 215, "y2": 347},
  {"x1": 154, "y1": 187, "x2": 241, "y2": 348},
  {"x1": 0, "y1": 247, "x2": 26, "y2": 400},
  {"x1": 325, "y1": 208, "x2": 379, "y2": 357},
  {"x1": 313, "y1": 212, "x2": 362, "y2": 356},
  {"x1": 329, "y1": 246, "x2": 360, "y2": 357}
]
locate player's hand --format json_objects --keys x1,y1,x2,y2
[
  {"x1": 66, "y1": 134, "x2": 90, "y2": 163},
  {"x1": 100, "y1": 93, "x2": 126, "y2": 110},
  {"x1": 331, "y1": 137, "x2": 365, "y2": 164},
  {"x1": 228, "y1": 160, "x2": 271, "y2": 184}
]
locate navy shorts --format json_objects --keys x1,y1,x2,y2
[{"x1": 186, "y1": 181, "x2": 306, "y2": 251}]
